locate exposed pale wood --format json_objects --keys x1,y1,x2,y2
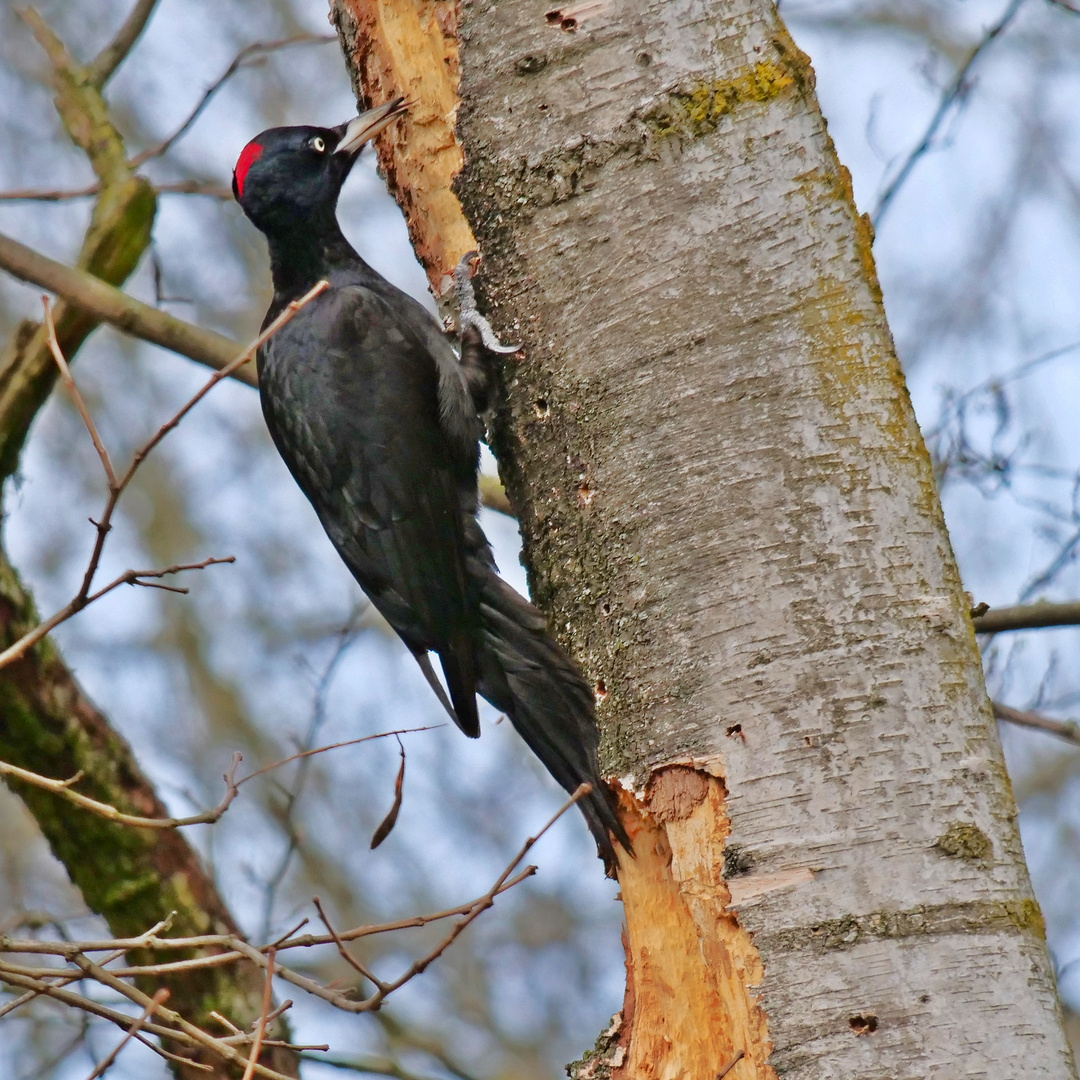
[
  {"x1": 332, "y1": 0, "x2": 1077, "y2": 1074},
  {"x1": 614, "y1": 766, "x2": 775, "y2": 1080},
  {"x1": 333, "y1": 0, "x2": 477, "y2": 296}
]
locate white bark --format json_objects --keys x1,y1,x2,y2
[{"x1": 449, "y1": 0, "x2": 1075, "y2": 1074}]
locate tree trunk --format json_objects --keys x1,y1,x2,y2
[{"x1": 334, "y1": 0, "x2": 1074, "y2": 1075}]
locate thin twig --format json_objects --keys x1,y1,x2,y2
[
  {"x1": 259, "y1": 623, "x2": 361, "y2": 939},
  {"x1": 0, "y1": 553, "x2": 234, "y2": 672},
  {"x1": 129, "y1": 35, "x2": 336, "y2": 168},
  {"x1": 241, "y1": 949, "x2": 276, "y2": 1080},
  {"x1": 313, "y1": 898, "x2": 387, "y2": 991},
  {"x1": 88, "y1": 0, "x2": 160, "y2": 86},
  {"x1": 993, "y1": 702, "x2": 1080, "y2": 747},
  {"x1": 357, "y1": 784, "x2": 591, "y2": 1011},
  {"x1": 82, "y1": 988, "x2": 170, "y2": 1080},
  {"x1": 0, "y1": 795, "x2": 582, "y2": 1027},
  {"x1": 371, "y1": 1013, "x2": 482, "y2": 1080},
  {"x1": 123, "y1": 278, "x2": 327, "y2": 473},
  {"x1": 241, "y1": 727, "x2": 439, "y2": 788},
  {"x1": 0, "y1": 180, "x2": 232, "y2": 201},
  {"x1": 297, "y1": 1052, "x2": 436, "y2": 1080},
  {"x1": 873, "y1": 0, "x2": 1027, "y2": 225},
  {"x1": 717, "y1": 1049, "x2": 745, "y2": 1079},
  {"x1": 44, "y1": 298, "x2": 117, "y2": 486},
  {"x1": 0, "y1": 790, "x2": 579, "y2": 1076},
  {"x1": 0, "y1": 966, "x2": 198, "y2": 1060},
  {"x1": 0, "y1": 280, "x2": 328, "y2": 671},
  {"x1": 0, "y1": 753, "x2": 243, "y2": 830},
  {"x1": 0, "y1": 726, "x2": 436, "y2": 830},
  {"x1": 0, "y1": 867, "x2": 534, "y2": 962},
  {"x1": 66, "y1": 953, "x2": 296, "y2": 1080}
]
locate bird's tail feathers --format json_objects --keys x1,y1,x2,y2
[
  {"x1": 475, "y1": 572, "x2": 631, "y2": 870},
  {"x1": 437, "y1": 631, "x2": 481, "y2": 738}
]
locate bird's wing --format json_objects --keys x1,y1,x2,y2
[{"x1": 258, "y1": 283, "x2": 481, "y2": 669}]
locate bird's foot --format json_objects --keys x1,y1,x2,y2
[{"x1": 454, "y1": 251, "x2": 521, "y2": 355}]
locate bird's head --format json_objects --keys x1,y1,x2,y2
[{"x1": 232, "y1": 99, "x2": 406, "y2": 234}]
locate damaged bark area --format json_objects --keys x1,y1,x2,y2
[
  {"x1": 332, "y1": 0, "x2": 477, "y2": 295},
  {"x1": 331, "y1": 0, "x2": 1076, "y2": 1075},
  {"x1": 591, "y1": 765, "x2": 776, "y2": 1080}
]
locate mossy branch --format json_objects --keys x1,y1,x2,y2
[
  {"x1": 0, "y1": 7, "x2": 298, "y2": 1077},
  {"x1": 0, "y1": 10, "x2": 158, "y2": 481},
  {"x1": 0, "y1": 552, "x2": 299, "y2": 1079}
]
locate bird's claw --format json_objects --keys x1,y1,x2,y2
[{"x1": 454, "y1": 251, "x2": 521, "y2": 354}]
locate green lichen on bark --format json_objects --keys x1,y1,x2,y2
[
  {"x1": 758, "y1": 897, "x2": 1047, "y2": 955},
  {"x1": 935, "y1": 821, "x2": 993, "y2": 861},
  {"x1": 565, "y1": 1012, "x2": 624, "y2": 1080},
  {"x1": 642, "y1": 61, "x2": 795, "y2": 139}
]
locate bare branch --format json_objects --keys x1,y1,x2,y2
[
  {"x1": 0, "y1": 180, "x2": 233, "y2": 201},
  {"x1": 82, "y1": 987, "x2": 170, "y2": 1080},
  {"x1": 241, "y1": 949, "x2": 276, "y2": 1080},
  {"x1": 873, "y1": 0, "x2": 1027, "y2": 225},
  {"x1": 973, "y1": 600, "x2": 1080, "y2": 633},
  {"x1": 44, "y1": 298, "x2": 116, "y2": 485},
  {"x1": 313, "y1": 898, "x2": 386, "y2": 991},
  {"x1": 88, "y1": 0, "x2": 161, "y2": 86},
  {"x1": 478, "y1": 472, "x2": 513, "y2": 516},
  {"x1": 362, "y1": 785, "x2": 591, "y2": 1008},
  {"x1": 0, "y1": 966, "x2": 196, "y2": 1056},
  {"x1": 0, "y1": 182, "x2": 101, "y2": 202},
  {"x1": 0, "y1": 790, "x2": 588, "y2": 1080},
  {"x1": 993, "y1": 702, "x2": 1080, "y2": 747},
  {"x1": 0, "y1": 229, "x2": 244, "y2": 376},
  {"x1": 155, "y1": 180, "x2": 234, "y2": 198},
  {"x1": 0, "y1": 280, "x2": 326, "y2": 671},
  {"x1": 0, "y1": 727, "x2": 435, "y2": 831},
  {"x1": 68, "y1": 953, "x2": 297, "y2": 1080},
  {"x1": 125, "y1": 278, "x2": 327, "y2": 467},
  {"x1": 0, "y1": 752, "x2": 243, "y2": 830},
  {"x1": 129, "y1": 35, "x2": 336, "y2": 168},
  {"x1": 297, "y1": 1052, "x2": 438, "y2": 1080}
]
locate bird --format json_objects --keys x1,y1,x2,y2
[{"x1": 232, "y1": 101, "x2": 630, "y2": 869}]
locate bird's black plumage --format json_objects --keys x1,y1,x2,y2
[{"x1": 233, "y1": 105, "x2": 630, "y2": 867}]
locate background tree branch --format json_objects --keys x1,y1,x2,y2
[
  {"x1": 0, "y1": 231, "x2": 246, "y2": 379},
  {"x1": 974, "y1": 600, "x2": 1080, "y2": 633},
  {"x1": 0, "y1": 5, "x2": 298, "y2": 1076}
]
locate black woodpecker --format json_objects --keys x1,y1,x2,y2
[{"x1": 232, "y1": 101, "x2": 630, "y2": 868}]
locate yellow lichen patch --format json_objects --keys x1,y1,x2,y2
[
  {"x1": 612, "y1": 767, "x2": 776, "y2": 1080},
  {"x1": 648, "y1": 62, "x2": 796, "y2": 139},
  {"x1": 337, "y1": 0, "x2": 477, "y2": 293}
]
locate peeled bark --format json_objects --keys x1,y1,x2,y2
[{"x1": 334, "y1": 0, "x2": 1075, "y2": 1074}]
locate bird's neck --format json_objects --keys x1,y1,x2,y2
[{"x1": 265, "y1": 215, "x2": 361, "y2": 301}]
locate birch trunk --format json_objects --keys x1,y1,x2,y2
[{"x1": 332, "y1": 0, "x2": 1075, "y2": 1074}]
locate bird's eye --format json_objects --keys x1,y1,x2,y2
[{"x1": 311, "y1": 136, "x2": 327, "y2": 153}]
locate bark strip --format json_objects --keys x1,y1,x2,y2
[
  {"x1": 333, "y1": 0, "x2": 477, "y2": 295},
  {"x1": 611, "y1": 765, "x2": 775, "y2": 1080}
]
